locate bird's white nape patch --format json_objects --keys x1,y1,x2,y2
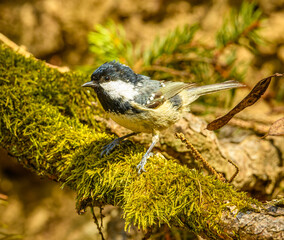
[{"x1": 100, "y1": 80, "x2": 138, "y2": 100}]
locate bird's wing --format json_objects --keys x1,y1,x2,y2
[{"x1": 146, "y1": 81, "x2": 196, "y2": 108}]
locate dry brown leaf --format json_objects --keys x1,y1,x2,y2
[
  {"x1": 266, "y1": 117, "x2": 284, "y2": 136},
  {"x1": 207, "y1": 73, "x2": 284, "y2": 131}
]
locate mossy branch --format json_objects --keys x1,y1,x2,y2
[{"x1": 1, "y1": 42, "x2": 283, "y2": 240}]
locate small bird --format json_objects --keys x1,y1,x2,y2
[{"x1": 82, "y1": 61, "x2": 244, "y2": 174}]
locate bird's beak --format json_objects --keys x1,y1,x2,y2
[{"x1": 82, "y1": 81, "x2": 96, "y2": 87}]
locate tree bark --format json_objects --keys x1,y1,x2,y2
[{"x1": 219, "y1": 201, "x2": 284, "y2": 240}]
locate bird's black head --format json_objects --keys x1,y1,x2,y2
[
  {"x1": 82, "y1": 61, "x2": 143, "y2": 114},
  {"x1": 82, "y1": 61, "x2": 138, "y2": 89},
  {"x1": 93, "y1": 61, "x2": 138, "y2": 83}
]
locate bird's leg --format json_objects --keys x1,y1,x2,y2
[
  {"x1": 137, "y1": 133, "x2": 159, "y2": 174},
  {"x1": 100, "y1": 132, "x2": 138, "y2": 157}
]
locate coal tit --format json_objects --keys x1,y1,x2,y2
[{"x1": 82, "y1": 61, "x2": 244, "y2": 174}]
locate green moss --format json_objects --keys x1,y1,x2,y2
[{"x1": 0, "y1": 43, "x2": 258, "y2": 237}]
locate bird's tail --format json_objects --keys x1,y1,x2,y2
[{"x1": 185, "y1": 80, "x2": 245, "y2": 105}]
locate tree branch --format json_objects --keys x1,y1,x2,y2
[
  {"x1": 0, "y1": 40, "x2": 283, "y2": 239},
  {"x1": 219, "y1": 201, "x2": 284, "y2": 239}
]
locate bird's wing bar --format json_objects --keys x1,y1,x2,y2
[
  {"x1": 146, "y1": 81, "x2": 196, "y2": 108},
  {"x1": 160, "y1": 81, "x2": 196, "y2": 99}
]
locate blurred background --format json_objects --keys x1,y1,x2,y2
[
  {"x1": 0, "y1": 0, "x2": 283, "y2": 71},
  {"x1": 0, "y1": 0, "x2": 284, "y2": 239}
]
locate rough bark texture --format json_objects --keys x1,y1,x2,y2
[{"x1": 220, "y1": 202, "x2": 284, "y2": 240}]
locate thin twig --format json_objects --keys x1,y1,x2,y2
[
  {"x1": 155, "y1": 53, "x2": 213, "y2": 65},
  {"x1": 143, "y1": 65, "x2": 191, "y2": 77},
  {"x1": 212, "y1": 20, "x2": 260, "y2": 78},
  {"x1": 175, "y1": 132, "x2": 226, "y2": 182},
  {"x1": 91, "y1": 206, "x2": 105, "y2": 240},
  {"x1": 100, "y1": 206, "x2": 104, "y2": 228},
  {"x1": 227, "y1": 158, "x2": 240, "y2": 183}
]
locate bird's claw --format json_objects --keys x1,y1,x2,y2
[
  {"x1": 100, "y1": 139, "x2": 121, "y2": 157},
  {"x1": 136, "y1": 162, "x2": 146, "y2": 174},
  {"x1": 136, "y1": 152, "x2": 154, "y2": 174}
]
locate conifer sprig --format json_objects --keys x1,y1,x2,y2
[
  {"x1": 88, "y1": 20, "x2": 134, "y2": 66},
  {"x1": 143, "y1": 24, "x2": 199, "y2": 66},
  {"x1": 216, "y1": 2, "x2": 263, "y2": 51}
]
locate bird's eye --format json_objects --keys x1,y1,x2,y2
[{"x1": 105, "y1": 76, "x2": 110, "y2": 81}]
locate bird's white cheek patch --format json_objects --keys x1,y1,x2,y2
[{"x1": 100, "y1": 80, "x2": 138, "y2": 100}]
